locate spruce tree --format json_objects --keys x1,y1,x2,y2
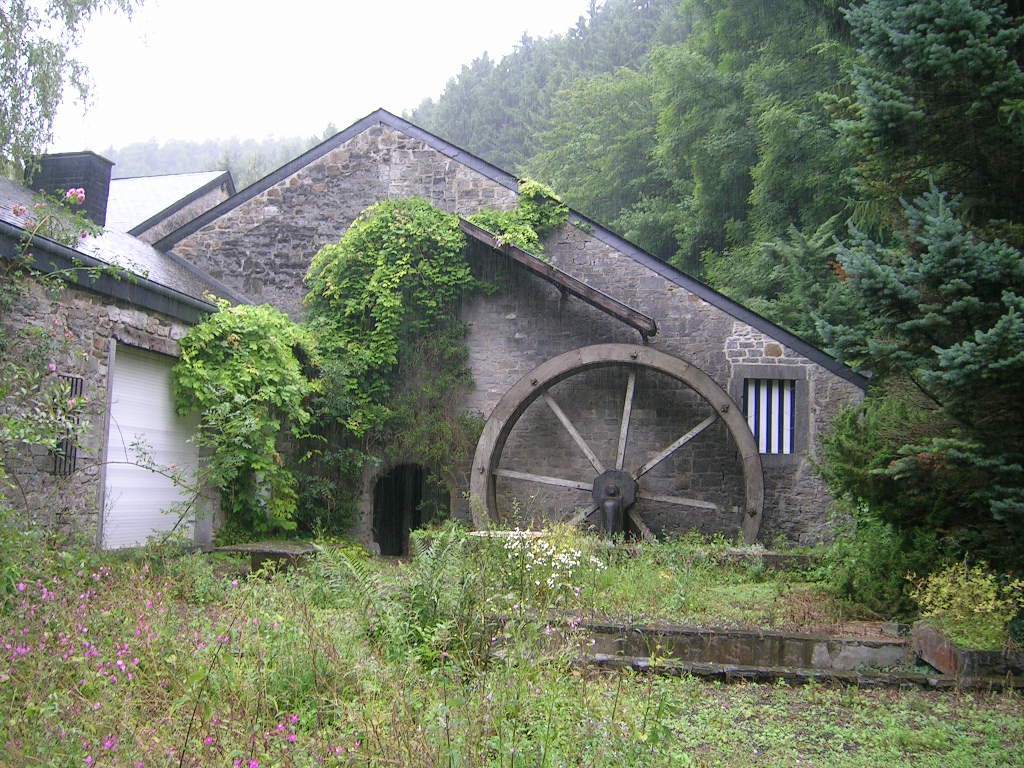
[{"x1": 820, "y1": 188, "x2": 1024, "y2": 568}]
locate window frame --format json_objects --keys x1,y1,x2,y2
[{"x1": 51, "y1": 374, "x2": 84, "y2": 476}]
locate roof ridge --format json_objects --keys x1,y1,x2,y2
[
  {"x1": 151, "y1": 109, "x2": 866, "y2": 389},
  {"x1": 112, "y1": 170, "x2": 230, "y2": 181}
]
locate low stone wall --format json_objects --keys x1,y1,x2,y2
[
  {"x1": 582, "y1": 620, "x2": 912, "y2": 672},
  {"x1": 912, "y1": 623, "x2": 1024, "y2": 683}
]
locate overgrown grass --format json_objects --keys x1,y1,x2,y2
[{"x1": 1, "y1": 521, "x2": 1021, "y2": 767}]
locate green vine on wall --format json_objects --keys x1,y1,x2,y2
[
  {"x1": 172, "y1": 300, "x2": 318, "y2": 535},
  {"x1": 302, "y1": 182, "x2": 567, "y2": 525},
  {"x1": 466, "y1": 179, "x2": 569, "y2": 257},
  {"x1": 305, "y1": 197, "x2": 476, "y2": 437},
  {"x1": 174, "y1": 182, "x2": 568, "y2": 536}
]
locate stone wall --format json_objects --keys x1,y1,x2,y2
[
  {"x1": 171, "y1": 120, "x2": 864, "y2": 545},
  {"x1": 1, "y1": 277, "x2": 192, "y2": 543},
  {"x1": 459, "y1": 225, "x2": 863, "y2": 543},
  {"x1": 136, "y1": 180, "x2": 234, "y2": 245},
  {"x1": 171, "y1": 125, "x2": 518, "y2": 319}
]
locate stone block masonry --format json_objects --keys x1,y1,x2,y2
[
  {"x1": 170, "y1": 116, "x2": 864, "y2": 546},
  {"x1": 171, "y1": 125, "x2": 518, "y2": 320},
  {"x1": 1, "y1": 278, "x2": 192, "y2": 542},
  {"x1": 458, "y1": 224, "x2": 862, "y2": 542}
]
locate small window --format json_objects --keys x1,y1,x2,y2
[
  {"x1": 743, "y1": 378, "x2": 795, "y2": 455},
  {"x1": 51, "y1": 375, "x2": 84, "y2": 476}
]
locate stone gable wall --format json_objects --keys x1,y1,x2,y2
[
  {"x1": 459, "y1": 225, "x2": 862, "y2": 544},
  {"x1": 171, "y1": 125, "x2": 518, "y2": 318},
  {"x1": 136, "y1": 180, "x2": 234, "y2": 245},
  {"x1": 175, "y1": 122, "x2": 863, "y2": 545},
  {"x1": 1, "y1": 278, "x2": 192, "y2": 542}
]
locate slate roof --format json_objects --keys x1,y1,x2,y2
[
  {"x1": 106, "y1": 170, "x2": 235, "y2": 235},
  {"x1": 0, "y1": 177, "x2": 240, "y2": 322},
  {"x1": 156, "y1": 108, "x2": 867, "y2": 389}
]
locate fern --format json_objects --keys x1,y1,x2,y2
[{"x1": 321, "y1": 526, "x2": 488, "y2": 666}]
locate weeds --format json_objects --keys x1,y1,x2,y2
[{"x1": 1, "y1": 523, "x2": 1022, "y2": 767}]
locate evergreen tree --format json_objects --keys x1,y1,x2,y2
[
  {"x1": 817, "y1": 0, "x2": 1024, "y2": 570},
  {"x1": 841, "y1": 0, "x2": 1024, "y2": 231},
  {"x1": 820, "y1": 188, "x2": 1024, "y2": 569}
]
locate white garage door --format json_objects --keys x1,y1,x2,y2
[{"x1": 102, "y1": 344, "x2": 200, "y2": 549}]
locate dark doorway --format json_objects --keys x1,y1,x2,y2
[{"x1": 372, "y1": 464, "x2": 449, "y2": 556}]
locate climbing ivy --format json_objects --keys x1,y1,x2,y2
[
  {"x1": 304, "y1": 197, "x2": 476, "y2": 438},
  {"x1": 466, "y1": 179, "x2": 569, "y2": 256},
  {"x1": 173, "y1": 300, "x2": 318, "y2": 536},
  {"x1": 175, "y1": 183, "x2": 568, "y2": 538},
  {"x1": 303, "y1": 184, "x2": 567, "y2": 512}
]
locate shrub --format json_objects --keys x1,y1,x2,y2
[
  {"x1": 910, "y1": 560, "x2": 1024, "y2": 649},
  {"x1": 819, "y1": 503, "x2": 947, "y2": 619},
  {"x1": 173, "y1": 301, "x2": 318, "y2": 534}
]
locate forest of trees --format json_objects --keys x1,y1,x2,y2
[
  {"x1": 102, "y1": 129, "x2": 336, "y2": 190},
  {"x1": 28, "y1": 0, "x2": 1024, "y2": 577}
]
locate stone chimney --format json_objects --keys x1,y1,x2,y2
[{"x1": 25, "y1": 151, "x2": 115, "y2": 227}]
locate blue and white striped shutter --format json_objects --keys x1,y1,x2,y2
[{"x1": 743, "y1": 379, "x2": 795, "y2": 454}]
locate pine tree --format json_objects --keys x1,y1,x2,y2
[
  {"x1": 842, "y1": 0, "x2": 1024, "y2": 230},
  {"x1": 820, "y1": 187, "x2": 1024, "y2": 568}
]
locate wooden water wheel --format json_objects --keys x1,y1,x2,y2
[{"x1": 469, "y1": 344, "x2": 764, "y2": 543}]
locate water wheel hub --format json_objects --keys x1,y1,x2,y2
[{"x1": 591, "y1": 469, "x2": 637, "y2": 534}]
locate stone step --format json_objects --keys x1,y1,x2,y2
[{"x1": 583, "y1": 654, "x2": 1024, "y2": 690}]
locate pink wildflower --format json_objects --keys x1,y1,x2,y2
[{"x1": 47, "y1": 362, "x2": 57, "y2": 373}]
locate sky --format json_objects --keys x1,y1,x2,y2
[{"x1": 49, "y1": 0, "x2": 594, "y2": 152}]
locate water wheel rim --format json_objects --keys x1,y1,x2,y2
[{"x1": 469, "y1": 344, "x2": 764, "y2": 542}]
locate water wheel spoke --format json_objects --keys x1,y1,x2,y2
[
  {"x1": 563, "y1": 504, "x2": 598, "y2": 525},
  {"x1": 493, "y1": 468, "x2": 593, "y2": 493},
  {"x1": 626, "y1": 508, "x2": 654, "y2": 541},
  {"x1": 615, "y1": 369, "x2": 636, "y2": 471},
  {"x1": 633, "y1": 414, "x2": 718, "y2": 479},
  {"x1": 636, "y1": 491, "x2": 720, "y2": 512},
  {"x1": 542, "y1": 391, "x2": 605, "y2": 474}
]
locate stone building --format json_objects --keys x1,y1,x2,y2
[
  {"x1": 1, "y1": 114, "x2": 866, "y2": 552},
  {"x1": 156, "y1": 109, "x2": 867, "y2": 553},
  {"x1": 0, "y1": 153, "x2": 238, "y2": 548}
]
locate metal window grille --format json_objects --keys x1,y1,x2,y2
[
  {"x1": 51, "y1": 375, "x2": 84, "y2": 476},
  {"x1": 742, "y1": 378, "x2": 795, "y2": 455}
]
